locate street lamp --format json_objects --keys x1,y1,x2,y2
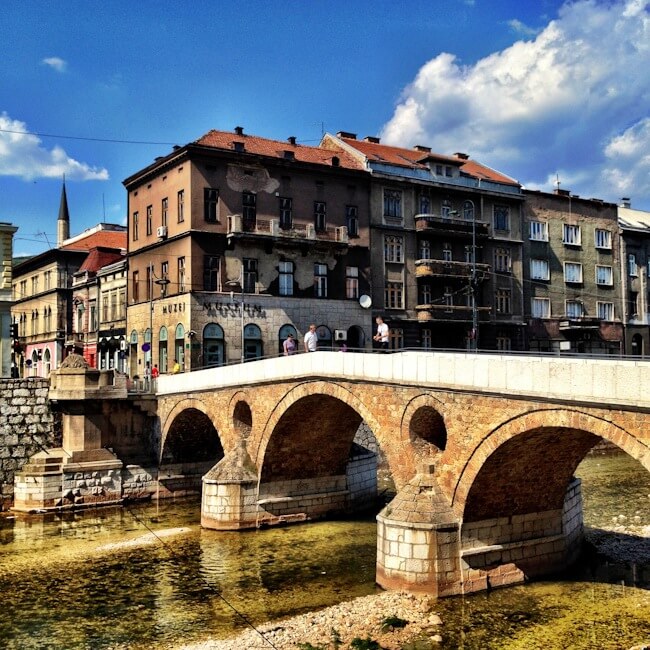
[{"x1": 225, "y1": 271, "x2": 245, "y2": 364}]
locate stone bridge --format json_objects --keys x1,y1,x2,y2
[{"x1": 153, "y1": 351, "x2": 650, "y2": 596}]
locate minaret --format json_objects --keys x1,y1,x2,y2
[{"x1": 57, "y1": 178, "x2": 70, "y2": 247}]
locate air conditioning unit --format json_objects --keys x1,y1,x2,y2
[
  {"x1": 157, "y1": 226, "x2": 168, "y2": 239},
  {"x1": 334, "y1": 329, "x2": 347, "y2": 341}
]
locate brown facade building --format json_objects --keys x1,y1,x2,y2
[
  {"x1": 123, "y1": 127, "x2": 372, "y2": 375},
  {"x1": 322, "y1": 133, "x2": 526, "y2": 351},
  {"x1": 523, "y1": 189, "x2": 623, "y2": 354}
]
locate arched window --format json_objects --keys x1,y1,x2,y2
[
  {"x1": 31, "y1": 350, "x2": 39, "y2": 377},
  {"x1": 243, "y1": 323, "x2": 262, "y2": 361},
  {"x1": 316, "y1": 325, "x2": 332, "y2": 350},
  {"x1": 174, "y1": 324, "x2": 185, "y2": 369},
  {"x1": 204, "y1": 323, "x2": 225, "y2": 367},
  {"x1": 129, "y1": 329, "x2": 139, "y2": 378},
  {"x1": 463, "y1": 200, "x2": 474, "y2": 221},
  {"x1": 278, "y1": 324, "x2": 298, "y2": 355},
  {"x1": 43, "y1": 349, "x2": 51, "y2": 377},
  {"x1": 159, "y1": 326, "x2": 168, "y2": 373}
]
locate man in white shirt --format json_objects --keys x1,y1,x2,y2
[
  {"x1": 304, "y1": 324, "x2": 318, "y2": 352},
  {"x1": 373, "y1": 316, "x2": 390, "y2": 352}
]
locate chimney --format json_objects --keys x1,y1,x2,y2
[
  {"x1": 364, "y1": 136, "x2": 380, "y2": 143},
  {"x1": 621, "y1": 197, "x2": 631, "y2": 208},
  {"x1": 234, "y1": 126, "x2": 244, "y2": 136},
  {"x1": 287, "y1": 136, "x2": 296, "y2": 146},
  {"x1": 454, "y1": 152, "x2": 469, "y2": 160},
  {"x1": 414, "y1": 145, "x2": 431, "y2": 153},
  {"x1": 336, "y1": 131, "x2": 357, "y2": 140}
]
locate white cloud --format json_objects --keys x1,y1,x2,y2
[
  {"x1": 507, "y1": 18, "x2": 540, "y2": 37},
  {"x1": 42, "y1": 57, "x2": 67, "y2": 73},
  {"x1": 381, "y1": 0, "x2": 650, "y2": 206},
  {"x1": 0, "y1": 112, "x2": 109, "y2": 181}
]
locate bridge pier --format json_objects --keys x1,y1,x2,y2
[{"x1": 377, "y1": 468, "x2": 584, "y2": 596}]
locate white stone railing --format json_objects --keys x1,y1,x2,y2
[{"x1": 156, "y1": 351, "x2": 650, "y2": 409}]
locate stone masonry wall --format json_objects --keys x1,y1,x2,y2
[{"x1": 0, "y1": 378, "x2": 60, "y2": 509}]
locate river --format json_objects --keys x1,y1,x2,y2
[{"x1": 0, "y1": 451, "x2": 648, "y2": 650}]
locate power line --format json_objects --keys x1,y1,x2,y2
[{"x1": 0, "y1": 127, "x2": 178, "y2": 147}]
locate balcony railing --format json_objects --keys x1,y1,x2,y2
[
  {"x1": 415, "y1": 303, "x2": 492, "y2": 323},
  {"x1": 228, "y1": 214, "x2": 348, "y2": 243},
  {"x1": 415, "y1": 213, "x2": 489, "y2": 237},
  {"x1": 415, "y1": 259, "x2": 490, "y2": 280}
]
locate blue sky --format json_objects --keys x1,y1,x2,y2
[{"x1": 2, "y1": 0, "x2": 649, "y2": 256}]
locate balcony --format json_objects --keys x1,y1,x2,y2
[
  {"x1": 415, "y1": 304, "x2": 492, "y2": 323},
  {"x1": 415, "y1": 259, "x2": 490, "y2": 281},
  {"x1": 415, "y1": 213, "x2": 489, "y2": 238},
  {"x1": 227, "y1": 214, "x2": 349, "y2": 247}
]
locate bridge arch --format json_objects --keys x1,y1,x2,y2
[
  {"x1": 401, "y1": 394, "x2": 448, "y2": 454},
  {"x1": 452, "y1": 408, "x2": 649, "y2": 517}
]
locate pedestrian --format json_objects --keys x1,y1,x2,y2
[
  {"x1": 303, "y1": 324, "x2": 318, "y2": 353},
  {"x1": 144, "y1": 361, "x2": 152, "y2": 390},
  {"x1": 151, "y1": 364, "x2": 159, "y2": 380},
  {"x1": 373, "y1": 316, "x2": 390, "y2": 352},
  {"x1": 283, "y1": 332, "x2": 297, "y2": 356},
  {"x1": 339, "y1": 343, "x2": 348, "y2": 352},
  {"x1": 172, "y1": 358, "x2": 181, "y2": 374}
]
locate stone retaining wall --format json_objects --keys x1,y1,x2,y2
[{"x1": 0, "y1": 378, "x2": 60, "y2": 510}]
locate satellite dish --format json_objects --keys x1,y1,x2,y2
[{"x1": 359, "y1": 294, "x2": 372, "y2": 309}]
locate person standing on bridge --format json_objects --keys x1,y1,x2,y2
[
  {"x1": 172, "y1": 358, "x2": 181, "y2": 374},
  {"x1": 304, "y1": 324, "x2": 318, "y2": 353},
  {"x1": 283, "y1": 332, "x2": 297, "y2": 356},
  {"x1": 373, "y1": 316, "x2": 390, "y2": 352}
]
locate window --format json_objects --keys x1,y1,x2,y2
[
  {"x1": 384, "y1": 236, "x2": 403, "y2": 263},
  {"x1": 161, "y1": 261, "x2": 169, "y2": 297},
  {"x1": 314, "y1": 263, "x2": 328, "y2": 298},
  {"x1": 442, "y1": 243, "x2": 452, "y2": 262},
  {"x1": 314, "y1": 201, "x2": 326, "y2": 231},
  {"x1": 595, "y1": 228, "x2": 611, "y2": 249},
  {"x1": 420, "y1": 284, "x2": 432, "y2": 304},
  {"x1": 44, "y1": 307, "x2": 52, "y2": 332},
  {"x1": 495, "y1": 289, "x2": 511, "y2": 314},
  {"x1": 630, "y1": 291, "x2": 639, "y2": 316},
  {"x1": 132, "y1": 271, "x2": 139, "y2": 302},
  {"x1": 132, "y1": 211, "x2": 139, "y2": 241},
  {"x1": 203, "y1": 255, "x2": 219, "y2": 291},
  {"x1": 146, "y1": 265, "x2": 152, "y2": 301},
  {"x1": 445, "y1": 166, "x2": 453, "y2": 177},
  {"x1": 44, "y1": 270, "x2": 51, "y2": 290},
  {"x1": 496, "y1": 336, "x2": 512, "y2": 351},
  {"x1": 279, "y1": 261, "x2": 294, "y2": 296},
  {"x1": 177, "y1": 190, "x2": 185, "y2": 223},
  {"x1": 494, "y1": 205, "x2": 509, "y2": 231},
  {"x1": 118, "y1": 290, "x2": 125, "y2": 319},
  {"x1": 419, "y1": 240, "x2": 431, "y2": 260},
  {"x1": 422, "y1": 329, "x2": 432, "y2": 349},
  {"x1": 383, "y1": 189, "x2": 402, "y2": 220},
  {"x1": 390, "y1": 328, "x2": 404, "y2": 350},
  {"x1": 598, "y1": 302, "x2": 614, "y2": 320},
  {"x1": 419, "y1": 194, "x2": 430, "y2": 214},
  {"x1": 243, "y1": 258, "x2": 258, "y2": 293},
  {"x1": 444, "y1": 286, "x2": 453, "y2": 312},
  {"x1": 31, "y1": 275, "x2": 38, "y2": 294},
  {"x1": 102, "y1": 294, "x2": 109, "y2": 322},
  {"x1": 494, "y1": 248, "x2": 511, "y2": 273},
  {"x1": 563, "y1": 224, "x2": 581, "y2": 245},
  {"x1": 532, "y1": 297, "x2": 550, "y2": 318},
  {"x1": 178, "y1": 257, "x2": 186, "y2": 293},
  {"x1": 110, "y1": 290, "x2": 118, "y2": 320},
  {"x1": 628, "y1": 254, "x2": 638, "y2": 276},
  {"x1": 204, "y1": 188, "x2": 219, "y2": 222},
  {"x1": 595, "y1": 265, "x2": 613, "y2": 286},
  {"x1": 89, "y1": 303, "x2": 96, "y2": 330},
  {"x1": 530, "y1": 259, "x2": 550, "y2": 280},
  {"x1": 441, "y1": 200, "x2": 452, "y2": 219},
  {"x1": 564, "y1": 262, "x2": 583, "y2": 283},
  {"x1": 566, "y1": 300, "x2": 584, "y2": 318},
  {"x1": 161, "y1": 197, "x2": 168, "y2": 227},
  {"x1": 385, "y1": 282, "x2": 403, "y2": 309},
  {"x1": 435, "y1": 164, "x2": 443, "y2": 175},
  {"x1": 463, "y1": 201, "x2": 474, "y2": 221},
  {"x1": 279, "y1": 197, "x2": 292, "y2": 229},
  {"x1": 146, "y1": 204, "x2": 153, "y2": 235},
  {"x1": 243, "y1": 192, "x2": 256, "y2": 229},
  {"x1": 529, "y1": 221, "x2": 548, "y2": 241},
  {"x1": 346, "y1": 205, "x2": 359, "y2": 237},
  {"x1": 346, "y1": 266, "x2": 359, "y2": 299}
]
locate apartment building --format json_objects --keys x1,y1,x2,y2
[
  {"x1": 618, "y1": 199, "x2": 650, "y2": 356},
  {"x1": 322, "y1": 132, "x2": 525, "y2": 350},
  {"x1": 123, "y1": 127, "x2": 371, "y2": 374},
  {"x1": 523, "y1": 189, "x2": 622, "y2": 354}
]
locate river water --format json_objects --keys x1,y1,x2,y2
[{"x1": 0, "y1": 452, "x2": 649, "y2": 650}]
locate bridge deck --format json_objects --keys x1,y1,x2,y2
[{"x1": 157, "y1": 351, "x2": 650, "y2": 409}]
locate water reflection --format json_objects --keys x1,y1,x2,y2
[{"x1": 0, "y1": 451, "x2": 648, "y2": 649}]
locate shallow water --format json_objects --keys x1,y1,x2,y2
[{"x1": 0, "y1": 452, "x2": 648, "y2": 650}]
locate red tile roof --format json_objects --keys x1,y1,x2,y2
[
  {"x1": 78, "y1": 247, "x2": 125, "y2": 273},
  {"x1": 339, "y1": 137, "x2": 519, "y2": 186},
  {"x1": 195, "y1": 130, "x2": 365, "y2": 170},
  {"x1": 60, "y1": 229, "x2": 127, "y2": 252}
]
